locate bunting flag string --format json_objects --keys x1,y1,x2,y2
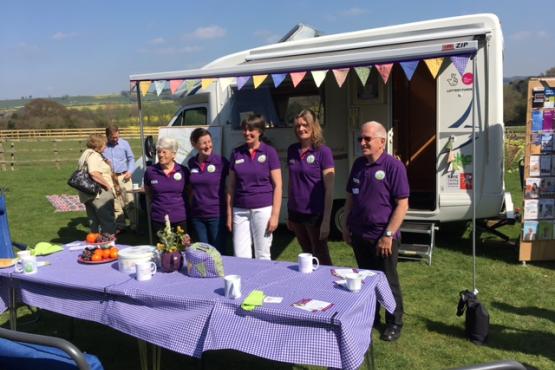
[
  {"x1": 169, "y1": 80, "x2": 184, "y2": 94},
  {"x1": 201, "y1": 78, "x2": 215, "y2": 90},
  {"x1": 133, "y1": 54, "x2": 473, "y2": 96},
  {"x1": 311, "y1": 70, "x2": 328, "y2": 88},
  {"x1": 424, "y1": 58, "x2": 444, "y2": 79},
  {"x1": 332, "y1": 68, "x2": 349, "y2": 88},
  {"x1": 154, "y1": 80, "x2": 166, "y2": 96},
  {"x1": 271, "y1": 73, "x2": 287, "y2": 88},
  {"x1": 354, "y1": 66, "x2": 371, "y2": 86},
  {"x1": 450, "y1": 55, "x2": 470, "y2": 78},
  {"x1": 290, "y1": 72, "x2": 307, "y2": 88},
  {"x1": 375, "y1": 63, "x2": 394, "y2": 84},
  {"x1": 139, "y1": 81, "x2": 152, "y2": 97},
  {"x1": 237, "y1": 76, "x2": 251, "y2": 90},
  {"x1": 399, "y1": 60, "x2": 419, "y2": 81},
  {"x1": 253, "y1": 75, "x2": 268, "y2": 89}
]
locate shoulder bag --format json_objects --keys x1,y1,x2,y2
[{"x1": 67, "y1": 152, "x2": 102, "y2": 195}]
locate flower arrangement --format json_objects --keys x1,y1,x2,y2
[{"x1": 156, "y1": 215, "x2": 191, "y2": 254}]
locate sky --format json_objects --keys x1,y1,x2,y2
[{"x1": 1, "y1": 0, "x2": 553, "y2": 99}]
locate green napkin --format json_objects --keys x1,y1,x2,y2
[
  {"x1": 241, "y1": 290, "x2": 266, "y2": 312},
  {"x1": 31, "y1": 242, "x2": 63, "y2": 256}
]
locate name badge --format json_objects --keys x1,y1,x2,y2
[
  {"x1": 191, "y1": 169, "x2": 200, "y2": 174},
  {"x1": 375, "y1": 170, "x2": 385, "y2": 180},
  {"x1": 352, "y1": 188, "x2": 359, "y2": 194},
  {"x1": 235, "y1": 159, "x2": 245, "y2": 164},
  {"x1": 150, "y1": 180, "x2": 158, "y2": 185},
  {"x1": 258, "y1": 154, "x2": 267, "y2": 163},
  {"x1": 207, "y1": 164, "x2": 216, "y2": 173},
  {"x1": 306, "y1": 154, "x2": 315, "y2": 164},
  {"x1": 173, "y1": 173, "x2": 182, "y2": 181}
]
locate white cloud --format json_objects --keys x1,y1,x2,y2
[
  {"x1": 510, "y1": 30, "x2": 548, "y2": 41},
  {"x1": 185, "y1": 25, "x2": 226, "y2": 40},
  {"x1": 254, "y1": 30, "x2": 280, "y2": 44},
  {"x1": 340, "y1": 7, "x2": 367, "y2": 17},
  {"x1": 52, "y1": 32, "x2": 77, "y2": 40},
  {"x1": 149, "y1": 37, "x2": 166, "y2": 45},
  {"x1": 138, "y1": 45, "x2": 202, "y2": 55}
]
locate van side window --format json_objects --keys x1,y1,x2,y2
[{"x1": 173, "y1": 107, "x2": 208, "y2": 126}]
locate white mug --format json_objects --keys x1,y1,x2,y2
[
  {"x1": 345, "y1": 272, "x2": 362, "y2": 292},
  {"x1": 135, "y1": 261, "x2": 157, "y2": 281},
  {"x1": 132, "y1": 183, "x2": 139, "y2": 190},
  {"x1": 15, "y1": 255, "x2": 38, "y2": 274},
  {"x1": 298, "y1": 253, "x2": 319, "y2": 273},
  {"x1": 17, "y1": 250, "x2": 32, "y2": 259},
  {"x1": 224, "y1": 274, "x2": 241, "y2": 299}
]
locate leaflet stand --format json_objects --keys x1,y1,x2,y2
[{"x1": 520, "y1": 77, "x2": 555, "y2": 263}]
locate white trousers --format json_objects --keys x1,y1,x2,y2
[{"x1": 233, "y1": 206, "x2": 273, "y2": 260}]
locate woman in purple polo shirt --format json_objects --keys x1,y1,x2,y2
[
  {"x1": 287, "y1": 109, "x2": 335, "y2": 265},
  {"x1": 144, "y1": 137, "x2": 190, "y2": 235},
  {"x1": 188, "y1": 128, "x2": 229, "y2": 254},
  {"x1": 226, "y1": 114, "x2": 282, "y2": 260}
]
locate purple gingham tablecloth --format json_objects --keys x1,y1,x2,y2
[{"x1": 106, "y1": 256, "x2": 396, "y2": 370}]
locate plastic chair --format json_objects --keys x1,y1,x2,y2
[
  {"x1": 0, "y1": 327, "x2": 104, "y2": 370},
  {"x1": 0, "y1": 190, "x2": 27, "y2": 258}
]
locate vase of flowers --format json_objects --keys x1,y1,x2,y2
[{"x1": 156, "y1": 215, "x2": 191, "y2": 273}]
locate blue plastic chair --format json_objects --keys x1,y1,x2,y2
[
  {"x1": 0, "y1": 190, "x2": 27, "y2": 258},
  {"x1": 0, "y1": 327, "x2": 103, "y2": 370}
]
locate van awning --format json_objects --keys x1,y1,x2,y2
[{"x1": 129, "y1": 40, "x2": 478, "y2": 82}]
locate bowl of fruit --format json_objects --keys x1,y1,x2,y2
[
  {"x1": 79, "y1": 245, "x2": 119, "y2": 264},
  {"x1": 85, "y1": 232, "x2": 116, "y2": 248}
]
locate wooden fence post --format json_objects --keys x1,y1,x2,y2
[
  {"x1": 0, "y1": 140, "x2": 5, "y2": 172},
  {"x1": 53, "y1": 139, "x2": 60, "y2": 169},
  {"x1": 10, "y1": 142, "x2": 15, "y2": 171}
]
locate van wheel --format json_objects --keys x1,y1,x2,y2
[{"x1": 330, "y1": 199, "x2": 345, "y2": 240}]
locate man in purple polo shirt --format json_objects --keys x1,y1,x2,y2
[{"x1": 342, "y1": 121, "x2": 409, "y2": 342}]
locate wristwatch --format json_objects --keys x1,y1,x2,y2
[{"x1": 384, "y1": 230, "x2": 393, "y2": 238}]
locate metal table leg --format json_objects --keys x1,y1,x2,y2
[{"x1": 9, "y1": 286, "x2": 17, "y2": 331}]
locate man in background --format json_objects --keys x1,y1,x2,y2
[
  {"x1": 104, "y1": 125, "x2": 136, "y2": 232},
  {"x1": 342, "y1": 121, "x2": 409, "y2": 342}
]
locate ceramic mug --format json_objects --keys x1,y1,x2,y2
[
  {"x1": 224, "y1": 274, "x2": 241, "y2": 299},
  {"x1": 15, "y1": 255, "x2": 38, "y2": 274},
  {"x1": 17, "y1": 250, "x2": 32, "y2": 259},
  {"x1": 298, "y1": 253, "x2": 319, "y2": 273},
  {"x1": 345, "y1": 272, "x2": 362, "y2": 292},
  {"x1": 135, "y1": 261, "x2": 157, "y2": 281}
]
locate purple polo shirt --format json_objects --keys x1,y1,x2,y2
[
  {"x1": 230, "y1": 142, "x2": 281, "y2": 209},
  {"x1": 144, "y1": 162, "x2": 190, "y2": 223},
  {"x1": 346, "y1": 153, "x2": 410, "y2": 241},
  {"x1": 187, "y1": 153, "x2": 229, "y2": 219},
  {"x1": 287, "y1": 143, "x2": 335, "y2": 215}
]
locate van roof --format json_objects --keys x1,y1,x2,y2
[{"x1": 130, "y1": 13, "x2": 500, "y2": 82}]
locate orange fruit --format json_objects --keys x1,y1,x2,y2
[
  {"x1": 86, "y1": 233, "x2": 99, "y2": 244},
  {"x1": 91, "y1": 254, "x2": 102, "y2": 262},
  {"x1": 109, "y1": 248, "x2": 118, "y2": 259},
  {"x1": 102, "y1": 248, "x2": 111, "y2": 259},
  {"x1": 93, "y1": 248, "x2": 103, "y2": 256}
]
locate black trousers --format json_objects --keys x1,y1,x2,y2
[{"x1": 351, "y1": 234, "x2": 404, "y2": 326}]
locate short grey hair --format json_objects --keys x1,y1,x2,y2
[
  {"x1": 361, "y1": 121, "x2": 387, "y2": 139},
  {"x1": 156, "y1": 137, "x2": 178, "y2": 153}
]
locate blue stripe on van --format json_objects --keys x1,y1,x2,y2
[{"x1": 448, "y1": 102, "x2": 472, "y2": 128}]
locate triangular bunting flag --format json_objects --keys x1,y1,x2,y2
[
  {"x1": 139, "y1": 81, "x2": 152, "y2": 96},
  {"x1": 399, "y1": 60, "x2": 419, "y2": 81},
  {"x1": 201, "y1": 78, "x2": 215, "y2": 90},
  {"x1": 253, "y1": 75, "x2": 268, "y2": 89},
  {"x1": 424, "y1": 58, "x2": 444, "y2": 79},
  {"x1": 311, "y1": 70, "x2": 328, "y2": 88},
  {"x1": 130, "y1": 81, "x2": 137, "y2": 93},
  {"x1": 237, "y1": 76, "x2": 251, "y2": 90},
  {"x1": 169, "y1": 80, "x2": 184, "y2": 94},
  {"x1": 271, "y1": 73, "x2": 287, "y2": 88},
  {"x1": 154, "y1": 80, "x2": 166, "y2": 96},
  {"x1": 451, "y1": 55, "x2": 470, "y2": 77},
  {"x1": 354, "y1": 67, "x2": 371, "y2": 86},
  {"x1": 332, "y1": 68, "x2": 349, "y2": 88},
  {"x1": 183, "y1": 80, "x2": 199, "y2": 94},
  {"x1": 219, "y1": 77, "x2": 236, "y2": 93},
  {"x1": 290, "y1": 72, "x2": 307, "y2": 88},
  {"x1": 375, "y1": 63, "x2": 393, "y2": 84}
]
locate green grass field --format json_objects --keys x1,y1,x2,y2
[{"x1": 0, "y1": 142, "x2": 554, "y2": 370}]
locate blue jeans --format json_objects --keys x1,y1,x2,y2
[{"x1": 190, "y1": 217, "x2": 227, "y2": 255}]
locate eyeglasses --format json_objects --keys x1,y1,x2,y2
[{"x1": 357, "y1": 136, "x2": 383, "y2": 143}]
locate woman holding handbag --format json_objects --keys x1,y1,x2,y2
[{"x1": 77, "y1": 134, "x2": 117, "y2": 236}]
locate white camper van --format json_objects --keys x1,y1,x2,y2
[{"x1": 130, "y1": 14, "x2": 507, "y2": 247}]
